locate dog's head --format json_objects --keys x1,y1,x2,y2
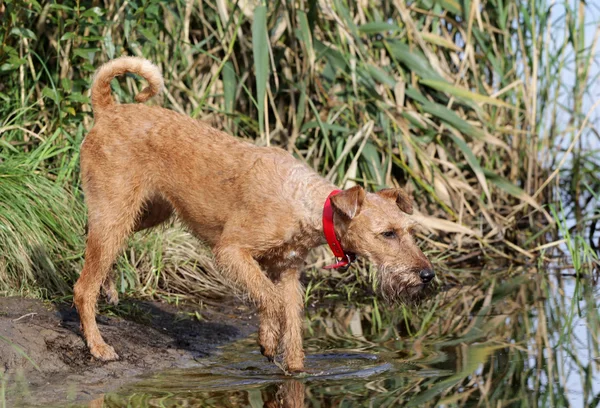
[{"x1": 331, "y1": 186, "x2": 434, "y2": 302}]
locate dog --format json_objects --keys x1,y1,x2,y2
[{"x1": 73, "y1": 56, "x2": 435, "y2": 373}]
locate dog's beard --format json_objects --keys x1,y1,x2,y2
[{"x1": 376, "y1": 264, "x2": 434, "y2": 304}]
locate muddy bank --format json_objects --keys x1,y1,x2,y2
[{"x1": 0, "y1": 296, "x2": 257, "y2": 406}]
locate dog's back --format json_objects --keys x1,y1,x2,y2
[{"x1": 82, "y1": 57, "x2": 324, "y2": 248}]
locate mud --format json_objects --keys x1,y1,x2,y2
[{"x1": 0, "y1": 296, "x2": 257, "y2": 407}]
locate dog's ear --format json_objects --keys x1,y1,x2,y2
[
  {"x1": 330, "y1": 186, "x2": 366, "y2": 220},
  {"x1": 376, "y1": 188, "x2": 413, "y2": 215}
]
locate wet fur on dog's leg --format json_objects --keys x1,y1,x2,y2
[
  {"x1": 277, "y1": 269, "x2": 305, "y2": 372},
  {"x1": 215, "y1": 244, "x2": 285, "y2": 361}
]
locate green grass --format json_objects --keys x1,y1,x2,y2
[{"x1": 0, "y1": 154, "x2": 84, "y2": 295}]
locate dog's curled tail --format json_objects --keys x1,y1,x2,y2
[{"x1": 90, "y1": 56, "x2": 163, "y2": 116}]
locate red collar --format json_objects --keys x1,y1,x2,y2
[{"x1": 322, "y1": 190, "x2": 356, "y2": 270}]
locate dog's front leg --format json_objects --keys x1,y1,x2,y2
[
  {"x1": 214, "y1": 245, "x2": 285, "y2": 363},
  {"x1": 258, "y1": 309, "x2": 280, "y2": 362},
  {"x1": 277, "y1": 268, "x2": 305, "y2": 373}
]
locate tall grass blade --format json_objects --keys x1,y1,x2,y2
[{"x1": 252, "y1": 6, "x2": 269, "y2": 138}]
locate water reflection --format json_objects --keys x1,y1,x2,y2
[{"x1": 77, "y1": 272, "x2": 599, "y2": 406}]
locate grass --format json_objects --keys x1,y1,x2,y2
[{"x1": 0, "y1": 153, "x2": 84, "y2": 296}]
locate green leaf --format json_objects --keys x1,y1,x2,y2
[
  {"x1": 483, "y1": 169, "x2": 542, "y2": 209},
  {"x1": 81, "y1": 7, "x2": 103, "y2": 18},
  {"x1": 139, "y1": 27, "x2": 158, "y2": 44},
  {"x1": 223, "y1": 61, "x2": 236, "y2": 114},
  {"x1": 296, "y1": 80, "x2": 307, "y2": 129},
  {"x1": 434, "y1": 0, "x2": 463, "y2": 14},
  {"x1": 365, "y1": 64, "x2": 396, "y2": 88},
  {"x1": 386, "y1": 40, "x2": 445, "y2": 82},
  {"x1": 10, "y1": 28, "x2": 37, "y2": 40},
  {"x1": 448, "y1": 132, "x2": 491, "y2": 201},
  {"x1": 104, "y1": 32, "x2": 115, "y2": 59},
  {"x1": 421, "y1": 79, "x2": 515, "y2": 109},
  {"x1": 0, "y1": 138, "x2": 19, "y2": 153},
  {"x1": 144, "y1": 3, "x2": 160, "y2": 18},
  {"x1": 60, "y1": 32, "x2": 78, "y2": 41},
  {"x1": 405, "y1": 87, "x2": 485, "y2": 140},
  {"x1": 73, "y1": 48, "x2": 101, "y2": 63},
  {"x1": 67, "y1": 92, "x2": 90, "y2": 104},
  {"x1": 0, "y1": 57, "x2": 26, "y2": 72},
  {"x1": 361, "y1": 141, "x2": 385, "y2": 186},
  {"x1": 297, "y1": 11, "x2": 314, "y2": 63},
  {"x1": 42, "y1": 87, "x2": 60, "y2": 105},
  {"x1": 358, "y1": 22, "x2": 401, "y2": 34},
  {"x1": 333, "y1": 0, "x2": 361, "y2": 41},
  {"x1": 48, "y1": 4, "x2": 72, "y2": 11},
  {"x1": 252, "y1": 6, "x2": 269, "y2": 136},
  {"x1": 421, "y1": 32, "x2": 461, "y2": 51},
  {"x1": 314, "y1": 40, "x2": 348, "y2": 72},
  {"x1": 61, "y1": 78, "x2": 72, "y2": 92}
]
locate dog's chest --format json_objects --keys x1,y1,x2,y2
[
  {"x1": 259, "y1": 244, "x2": 308, "y2": 271},
  {"x1": 257, "y1": 230, "x2": 319, "y2": 273}
]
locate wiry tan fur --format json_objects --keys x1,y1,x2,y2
[{"x1": 74, "y1": 56, "x2": 434, "y2": 372}]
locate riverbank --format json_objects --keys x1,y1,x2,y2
[{"x1": 0, "y1": 296, "x2": 257, "y2": 406}]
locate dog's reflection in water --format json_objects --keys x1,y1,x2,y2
[
  {"x1": 87, "y1": 380, "x2": 306, "y2": 408},
  {"x1": 263, "y1": 380, "x2": 305, "y2": 408}
]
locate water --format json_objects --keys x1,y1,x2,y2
[{"x1": 81, "y1": 270, "x2": 600, "y2": 407}]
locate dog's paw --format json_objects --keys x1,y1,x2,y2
[
  {"x1": 258, "y1": 321, "x2": 279, "y2": 362},
  {"x1": 102, "y1": 280, "x2": 119, "y2": 306},
  {"x1": 260, "y1": 345, "x2": 275, "y2": 362},
  {"x1": 104, "y1": 289, "x2": 119, "y2": 306},
  {"x1": 90, "y1": 342, "x2": 119, "y2": 361},
  {"x1": 284, "y1": 359, "x2": 305, "y2": 374}
]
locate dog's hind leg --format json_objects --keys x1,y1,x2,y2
[
  {"x1": 100, "y1": 195, "x2": 173, "y2": 306},
  {"x1": 74, "y1": 187, "x2": 145, "y2": 361}
]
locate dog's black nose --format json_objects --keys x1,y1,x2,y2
[{"x1": 419, "y1": 268, "x2": 435, "y2": 283}]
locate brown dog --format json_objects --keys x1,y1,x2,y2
[{"x1": 74, "y1": 57, "x2": 434, "y2": 372}]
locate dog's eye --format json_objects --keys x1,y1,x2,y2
[{"x1": 381, "y1": 230, "x2": 397, "y2": 239}]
